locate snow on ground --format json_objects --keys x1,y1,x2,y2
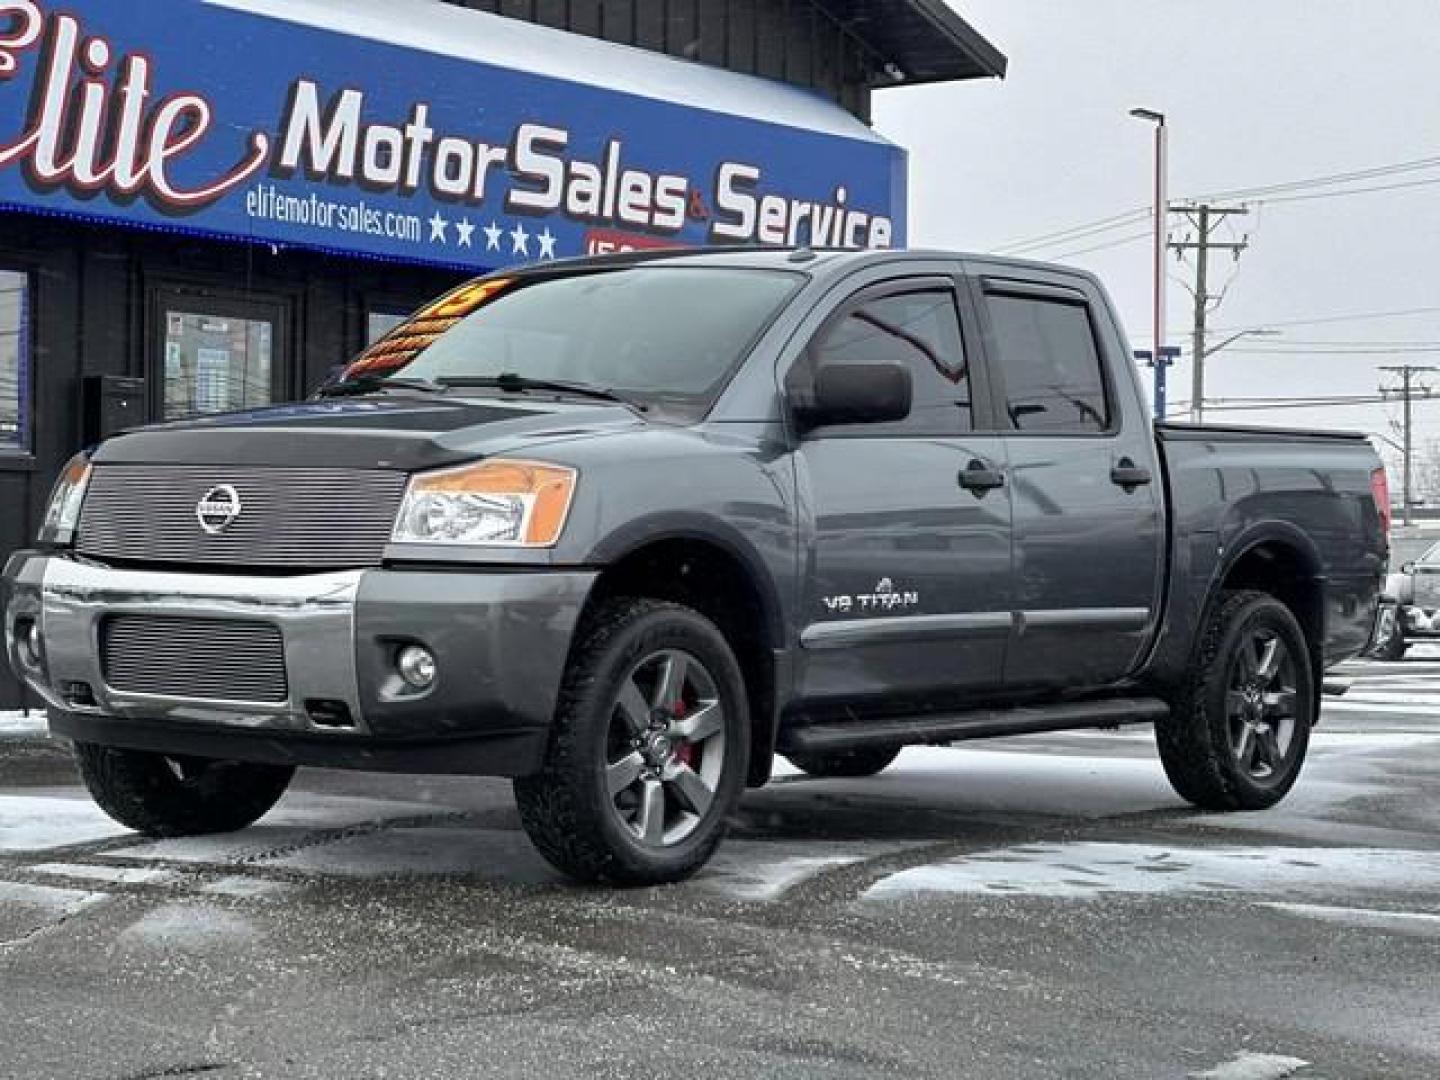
[
  {"x1": 0, "y1": 792, "x2": 131, "y2": 851},
  {"x1": 115, "y1": 903, "x2": 260, "y2": 953},
  {"x1": 0, "y1": 710, "x2": 46, "y2": 738},
  {"x1": 863, "y1": 841, "x2": 1440, "y2": 903},
  {"x1": 1261, "y1": 902, "x2": 1440, "y2": 937},
  {"x1": 1188, "y1": 1052, "x2": 1311, "y2": 1080}
]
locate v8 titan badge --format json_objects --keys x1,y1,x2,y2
[
  {"x1": 195, "y1": 484, "x2": 242, "y2": 534},
  {"x1": 822, "y1": 577, "x2": 920, "y2": 616}
]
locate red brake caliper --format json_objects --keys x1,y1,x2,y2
[{"x1": 672, "y1": 699, "x2": 697, "y2": 767}]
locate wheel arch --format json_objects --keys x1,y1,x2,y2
[
  {"x1": 1210, "y1": 523, "x2": 1326, "y2": 710},
  {"x1": 582, "y1": 516, "x2": 790, "y2": 787}
]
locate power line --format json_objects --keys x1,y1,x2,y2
[
  {"x1": 1045, "y1": 230, "x2": 1152, "y2": 262},
  {"x1": 995, "y1": 207, "x2": 1149, "y2": 256},
  {"x1": 1225, "y1": 345, "x2": 1440, "y2": 356},
  {"x1": 1191, "y1": 152, "x2": 1440, "y2": 202},
  {"x1": 1001, "y1": 150, "x2": 1440, "y2": 257},
  {"x1": 1206, "y1": 305, "x2": 1440, "y2": 334},
  {"x1": 1251, "y1": 175, "x2": 1440, "y2": 206}
]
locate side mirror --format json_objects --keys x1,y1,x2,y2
[
  {"x1": 796, "y1": 363, "x2": 912, "y2": 428},
  {"x1": 1402, "y1": 562, "x2": 1416, "y2": 574}
]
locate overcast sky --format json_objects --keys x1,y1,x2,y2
[{"x1": 873, "y1": 1, "x2": 1440, "y2": 486}]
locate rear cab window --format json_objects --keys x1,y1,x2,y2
[{"x1": 982, "y1": 286, "x2": 1111, "y2": 434}]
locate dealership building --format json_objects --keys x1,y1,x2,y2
[{"x1": 0, "y1": 0, "x2": 1003, "y2": 707}]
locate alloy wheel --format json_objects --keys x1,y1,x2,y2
[
  {"x1": 1225, "y1": 626, "x2": 1298, "y2": 781},
  {"x1": 604, "y1": 648, "x2": 727, "y2": 847}
]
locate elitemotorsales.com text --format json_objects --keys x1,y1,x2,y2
[{"x1": 275, "y1": 81, "x2": 894, "y2": 248}]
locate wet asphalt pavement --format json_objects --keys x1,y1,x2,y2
[{"x1": 2, "y1": 650, "x2": 1438, "y2": 1079}]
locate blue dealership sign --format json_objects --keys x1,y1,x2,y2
[{"x1": 0, "y1": 0, "x2": 905, "y2": 269}]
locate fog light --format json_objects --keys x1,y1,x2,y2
[
  {"x1": 396, "y1": 645, "x2": 437, "y2": 690},
  {"x1": 16, "y1": 618, "x2": 42, "y2": 668}
]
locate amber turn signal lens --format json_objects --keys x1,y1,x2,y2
[{"x1": 394, "y1": 459, "x2": 578, "y2": 548}]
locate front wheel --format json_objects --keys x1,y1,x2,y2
[
  {"x1": 1156, "y1": 590, "x2": 1314, "y2": 812},
  {"x1": 73, "y1": 743, "x2": 294, "y2": 837},
  {"x1": 514, "y1": 598, "x2": 749, "y2": 886}
]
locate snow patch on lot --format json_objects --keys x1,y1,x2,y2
[
  {"x1": 117, "y1": 903, "x2": 259, "y2": 952},
  {"x1": 1262, "y1": 901, "x2": 1440, "y2": 937},
  {"x1": 0, "y1": 710, "x2": 47, "y2": 738},
  {"x1": 864, "y1": 841, "x2": 1440, "y2": 902},
  {"x1": 1189, "y1": 1051, "x2": 1310, "y2": 1079},
  {"x1": 0, "y1": 793, "x2": 130, "y2": 851},
  {"x1": 0, "y1": 880, "x2": 105, "y2": 919},
  {"x1": 30, "y1": 862, "x2": 173, "y2": 886}
]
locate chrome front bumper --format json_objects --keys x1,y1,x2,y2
[
  {"x1": 5, "y1": 554, "x2": 364, "y2": 732},
  {"x1": 3, "y1": 551, "x2": 596, "y2": 746}
]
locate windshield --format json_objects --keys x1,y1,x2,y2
[{"x1": 341, "y1": 267, "x2": 801, "y2": 418}]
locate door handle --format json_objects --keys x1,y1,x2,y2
[
  {"x1": 959, "y1": 460, "x2": 1005, "y2": 493},
  {"x1": 1110, "y1": 458, "x2": 1153, "y2": 489}
]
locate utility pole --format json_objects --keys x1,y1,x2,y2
[
  {"x1": 1380, "y1": 365, "x2": 1438, "y2": 526},
  {"x1": 1169, "y1": 204, "x2": 1249, "y2": 423}
]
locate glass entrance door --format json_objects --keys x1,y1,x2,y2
[{"x1": 152, "y1": 289, "x2": 288, "y2": 422}]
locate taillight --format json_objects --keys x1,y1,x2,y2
[{"x1": 1371, "y1": 467, "x2": 1392, "y2": 536}]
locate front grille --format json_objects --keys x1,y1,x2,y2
[
  {"x1": 77, "y1": 464, "x2": 408, "y2": 569},
  {"x1": 101, "y1": 616, "x2": 288, "y2": 703}
]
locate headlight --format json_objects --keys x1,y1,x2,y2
[
  {"x1": 37, "y1": 452, "x2": 92, "y2": 546},
  {"x1": 392, "y1": 459, "x2": 577, "y2": 547}
]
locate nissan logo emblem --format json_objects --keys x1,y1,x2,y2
[{"x1": 195, "y1": 484, "x2": 243, "y2": 534}]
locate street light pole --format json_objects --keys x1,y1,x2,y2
[{"x1": 1130, "y1": 108, "x2": 1167, "y2": 418}]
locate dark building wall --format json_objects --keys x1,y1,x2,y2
[
  {"x1": 445, "y1": 0, "x2": 875, "y2": 120},
  {"x1": 0, "y1": 216, "x2": 465, "y2": 707}
]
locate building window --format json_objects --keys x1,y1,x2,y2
[
  {"x1": 366, "y1": 308, "x2": 412, "y2": 345},
  {"x1": 0, "y1": 269, "x2": 30, "y2": 453},
  {"x1": 162, "y1": 308, "x2": 275, "y2": 421}
]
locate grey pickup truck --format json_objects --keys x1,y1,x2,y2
[{"x1": 4, "y1": 248, "x2": 1389, "y2": 884}]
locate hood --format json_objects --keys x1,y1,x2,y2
[{"x1": 92, "y1": 394, "x2": 646, "y2": 471}]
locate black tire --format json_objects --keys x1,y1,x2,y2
[
  {"x1": 1156, "y1": 590, "x2": 1314, "y2": 812},
  {"x1": 785, "y1": 746, "x2": 901, "y2": 778},
  {"x1": 514, "y1": 598, "x2": 749, "y2": 886},
  {"x1": 73, "y1": 743, "x2": 294, "y2": 837}
]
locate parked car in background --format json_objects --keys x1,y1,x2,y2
[{"x1": 1374, "y1": 541, "x2": 1440, "y2": 659}]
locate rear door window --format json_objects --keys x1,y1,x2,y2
[{"x1": 985, "y1": 292, "x2": 1110, "y2": 433}]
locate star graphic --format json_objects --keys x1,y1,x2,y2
[
  {"x1": 428, "y1": 212, "x2": 449, "y2": 244},
  {"x1": 483, "y1": 221, "x2": 503, "y2": 251},
  {"x1": 537, "y1": 227, "x2": 557, "y2": 260},
  {"x1": 455, "y1": 217, "x2": 476, "y2": 248},
  {"x1": 510, "y1": 222, "x2": 531, "y2": 257}
]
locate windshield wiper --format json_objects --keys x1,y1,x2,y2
[
  {"x1": 438, "y1": 373, "x2": 645, "y2": 410},
  {"x1": 316, "y1": 374, "x2": 446, "y2": 398}
]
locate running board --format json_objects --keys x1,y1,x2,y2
[{"x1": 779, "y1": 697, "x2": 1171, "y2": 754}]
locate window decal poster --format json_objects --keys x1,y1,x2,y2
[{"x1": 0, "y1": 1, "x2": 906, "y2": 270}]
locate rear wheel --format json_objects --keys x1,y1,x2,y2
[
  {"x1": 514, "y1": 599, "x2": 749, "y2": 885},
  {"x1": 73, "y1": 743, "x2": 294, "y2": 837},
  {"x1": 1156, "y1": 590, "x2": 1313, "y2": 811},
  {"x1": 785, "y1": 746, "x2": 901, "y2": 778}
]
